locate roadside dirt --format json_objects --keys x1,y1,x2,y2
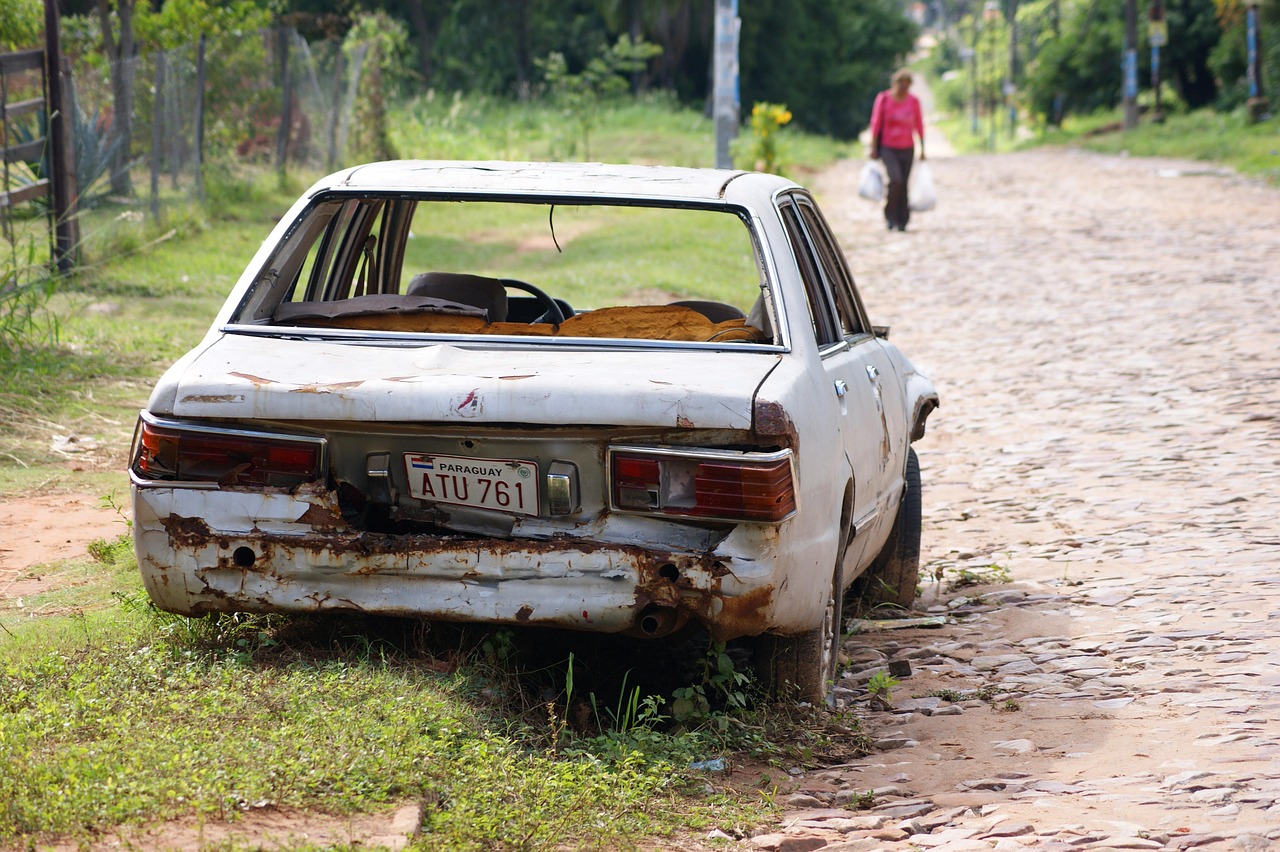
[
  {"x1": 738, "y1": 146, "x2": 1280, "y2": 851},
  {"x1": 0, "y1": 493, "x2": 126, "y2": 604}
]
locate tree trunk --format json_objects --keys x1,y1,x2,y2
[
  {"x1": 403, "y1": 0, "x2": 437, "y2": 86},
  {"x1": 97, "y1": 0, "x2": 136, "y2": 197}
]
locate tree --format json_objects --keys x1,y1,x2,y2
[
  {"x1": 738, "y1": 0, "x2": 918, "y2": 139},
  {"x1": 96, "y1": 0, "x2": 138, "y2": 196},
  {"x1": 539, "y1": 34, "x2": 662, "y2": 158},
  {"x1": 0, "y1": 0, "x2": 43, "y2": 52}
]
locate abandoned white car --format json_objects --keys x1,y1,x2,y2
[{"x1": 130, "y1": 161, "x2": 938, "y2": 699}]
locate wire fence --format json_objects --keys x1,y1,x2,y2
[{"x1": 66, "y1": 27, "x2": 372, "y2": 214}]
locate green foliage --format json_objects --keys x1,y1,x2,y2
[
  {"x1": 866, "y1": 671, "x2": 899, "y2": 707},
  {"x1": 134, "y1": 0, "x2": 272, "y2": 51},
  {"x1": 0, "y1": 237, "x2": 59, "y2": 361},
  {"x1": 538, "y1": 34, "x2": 662, "y2": 160},
  {"x1": 948, "y1": 562, "x2": 1012, "y2": 590},
  {"x1": 738, "y1": 0, "x2": 918, "y2": 139},
  {"x1": 87, "y1": 534, "x2": 134, "y2": 566},
  {"x1": 733, "y1": 102, "x2": 794, "y2": 174},
  {"x1": 1042, "y1": 105, "x2": 1280, "y2": 184},
  {"x1": 0, "y1": 0, "x2": 42, "y2": 51}
]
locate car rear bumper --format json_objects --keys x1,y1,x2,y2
[{"x1": 131, "y1": 482, "x2": 795, "y2": 640}]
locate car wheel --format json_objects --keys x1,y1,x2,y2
[
  {"x1": 861, "y1": 447, "x2": 922, "y2": 609},
  {"x1": 755, "y1": 560, "x2": 843, "y2": 704}
]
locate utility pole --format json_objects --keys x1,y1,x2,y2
[
  {"x1": 713, "y1": 0, "x2": 740, "y2": 169},
  {"x1": 1149, "y1": 0, "x2": 1166, "y2": 123},
  {"x1": 1122, "y1": 0, "x2": 1139, "y2": 129},
  {"x1": 1006, "y1": 0, "x2": 1018, "y2": 138},
  {"x1": 1245, "y1": 0, "x2": 1269, "y2": 123},
  {"x1": 984, "y1": 1, "x2": 999, "y2": 150},
  {"x1": 967, "y1": 19, "x2": 979, "y2": 135}
]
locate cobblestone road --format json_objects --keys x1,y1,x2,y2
[{"x1": 744, "y1": 149, "x2": 1280, "y2": 851}]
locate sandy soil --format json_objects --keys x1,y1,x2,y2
[{"x1": 0, "y1": 493, "x2": 127, "y2": 604}]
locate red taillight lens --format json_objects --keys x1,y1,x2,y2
[
  {"x1": 610, "y1": 449, "x2": 796, "y2": 523},
  {"x1": 613, "y1": 456, "x2": 662, "y2": 509},
  {"x1": 693, "y1": 458, "x2": 796, "y2": 521},
  {"x1": 133, "y1": 419, "x2": 322, "y2": 488}
]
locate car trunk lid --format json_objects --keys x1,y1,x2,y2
[{"x1": 161, "y1": 334, "x2": 776, "y2": 431}]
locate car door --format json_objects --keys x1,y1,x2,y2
[{"x1": 777, "y1": 193, "x2": 906, "y2": 567}]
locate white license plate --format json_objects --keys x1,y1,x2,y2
[{"x1": 404, "y1": 453, "x2": 539, "y2": 516}]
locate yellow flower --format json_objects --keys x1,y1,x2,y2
[{"x1": 778, "y1": 110, "x2": 792, "y2": 125}]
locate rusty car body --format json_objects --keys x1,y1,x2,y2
[{"x1": 130, "y1": 161, "x2": 938, "y2": 698}]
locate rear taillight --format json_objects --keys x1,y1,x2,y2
[
  {"x1": 132, "y1": 416, "x2": 324, "y2": 488},
  {"x1": 609, "y1": 447, "x2": 796, "y2": 523}
]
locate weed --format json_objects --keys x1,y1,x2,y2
[
  {"x1": 866, "y1": 671, "x2": 899, "y2": 710},
  {"x1": 86, "y1": 534, "x2": 133, "y2": 567},
  {"x1": 948, "y1": 562, "x2": 1012, "y2": 590},
  {"x1": 733, "y1": 102, "x2": 794, "y2": 174},
  {"x1": 927, "y1": 685, "x2": 1001, "y2": 704},
  {"x1": 1000, "y1": 699, "x2": 1022, "y2": 712},
  {"x1": 842, "y1": 789, "x2": 877, "y2": 810}
]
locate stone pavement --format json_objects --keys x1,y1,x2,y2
[{"x1": 738, "y1": 149, "x2": 1280, "y2": 850}]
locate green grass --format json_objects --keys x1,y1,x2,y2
[
  {"x1": 0, "y1": 539, "x2": 771, "y2": 848},
  {"x1": 930, "y1": 85, "x2": 1280, "y2": 186},
  {"x1": 0, "y1": 613, "x2": 751, "y2": 848},
  {"x1": 1048, "y1": 107, "x2": 1280, "y2": 184},
  {"x1": 0, "y1": 545, "x2": 853, "y2": 848},
  {"x1": 401, "y1": 202, "x2": 761, "y2": 310}
]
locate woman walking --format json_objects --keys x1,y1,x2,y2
[{"x1": 869, "y1": 69, "x2": 926, "y2": 232}]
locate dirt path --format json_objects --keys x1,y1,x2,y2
[
  {"x1": 0, "y1": 494, "x2": 126, "y2": 605},
  {"x1": 744, "y1": 149, "x2": 1280, "y2": 850}
]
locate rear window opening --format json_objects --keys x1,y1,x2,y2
[{"x1": 232, "y1": 196, "x2": 776, "y2": 345}]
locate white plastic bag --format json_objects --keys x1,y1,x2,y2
[
  {"x1": 857, "y1": 161, "x2": 884, "y2": 201},
  {"x1": 908, "y1": 162, "x2": 937, "y2": 212}
]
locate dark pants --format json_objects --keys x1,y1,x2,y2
[{"x1": 880, "y1": 146, "x2": 915, "y2": 230}]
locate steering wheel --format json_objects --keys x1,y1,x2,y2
[{"x1": 501, "y1": 279, "x2": 569, "y2": 325}]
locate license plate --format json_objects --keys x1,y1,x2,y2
[{"x1": 404, "y1": 453, "x2": 539, "y2": 516}]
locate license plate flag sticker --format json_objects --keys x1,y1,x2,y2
[{"x1": 404, "y1": 453, "x2": 539, "y2": 516}]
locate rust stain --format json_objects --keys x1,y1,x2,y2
[
  {"x1": 228, "y1": 372, "x2": 276, "y2": 385},
  {"x1": 676, "y1": 414, "x2": 695, "y2": 428},
  {"x1": 156, "y1": 512, "x2": 774, "y2": 639},
  {"x1": 295, "y1": 503, "x2": 349, "y2": 532},
  {"x1": 499, "y1": 375, "x2": 536, "y2": 380},
  {"x1": 161, "y1": 514, "x2": 215, "y2": 548},
  {"x1": 290, "y1": 380, "x2": 367, "y2": 394},
  {"x1": 752, "y1": 399, "x2": 798, "y2": 449},
  {"x1": 180, "y1": 394, "x2": 243, "y2": 404}
]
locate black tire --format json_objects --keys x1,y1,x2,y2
[
  {"x1": 755, "y1": 561, "x2": 843, "y2": 704},
  {"x1": 862, "y1": 447, "x2": 922, "y2": 609}
]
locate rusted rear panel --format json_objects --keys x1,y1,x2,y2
[{"x1": 133, "y1": 482, "x2": 791, "y2": 641}]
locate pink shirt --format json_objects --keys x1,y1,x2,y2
[{"x1": 870, "y1": 91, "x2": 924, "y2": 150}]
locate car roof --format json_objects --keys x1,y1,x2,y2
[{"x1": 318, "y1": 160, "x2": 800, "y2": 204}]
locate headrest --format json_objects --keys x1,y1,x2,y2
[{"x1": 406, "y1": 272, "x2": 508, "y2": 323}]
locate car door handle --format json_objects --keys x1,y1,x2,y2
[{"x1": 834, "y1": 380, "x2": 848, "y2": 398}]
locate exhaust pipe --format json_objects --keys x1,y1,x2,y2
[{"x1": 636, "y1": 604, "x2": 680, "y2": 637}]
